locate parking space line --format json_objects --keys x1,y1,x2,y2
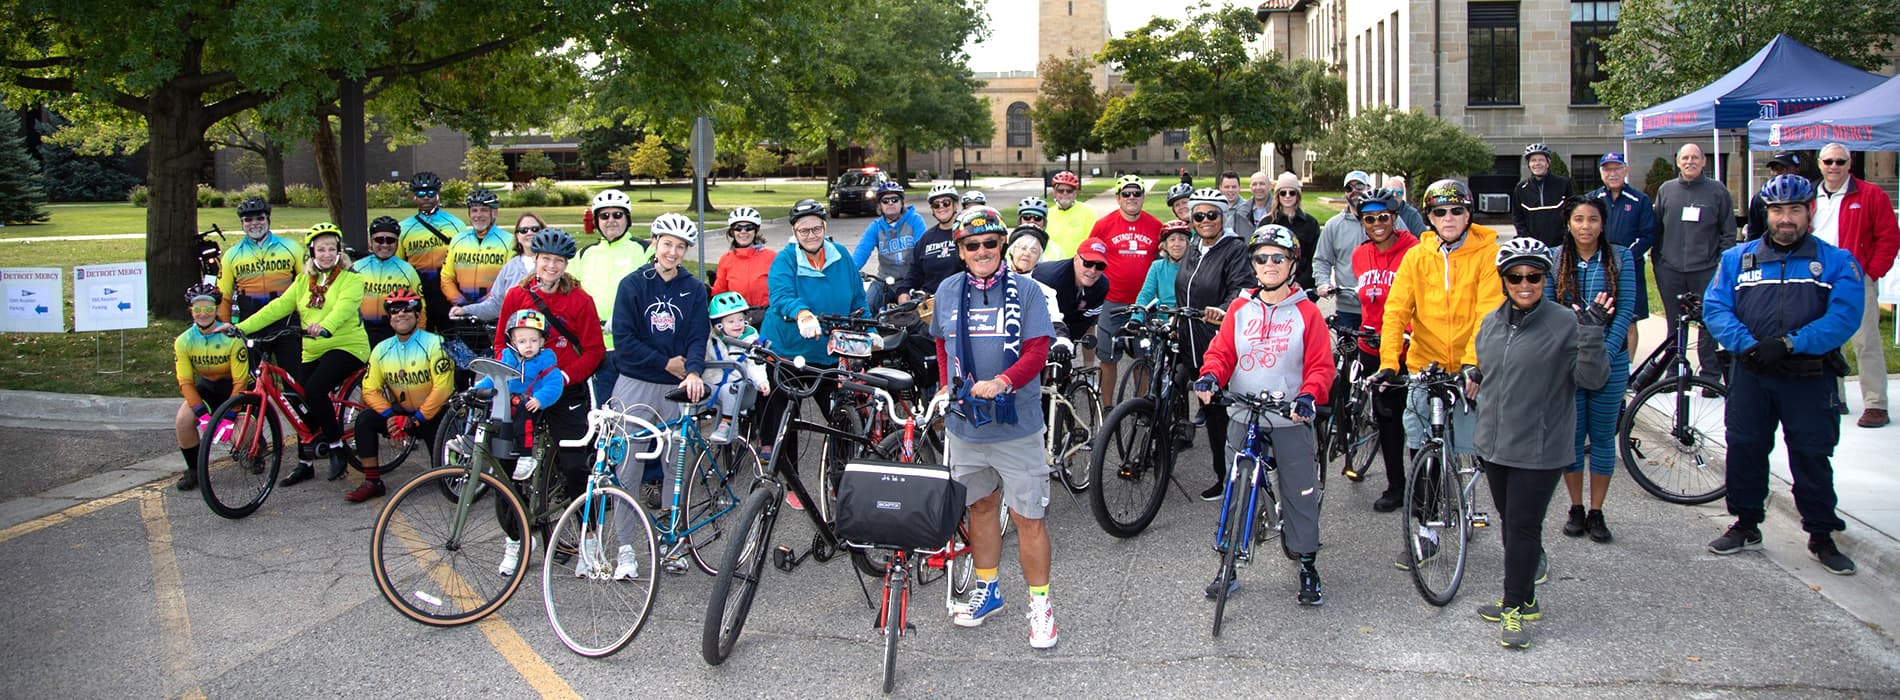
[
  {"x1": 0, "y1": 490, "x2": 141, "y2": 545},
  {"x1": 139, "y1": 489, "x2": 201, "y2": 696}
]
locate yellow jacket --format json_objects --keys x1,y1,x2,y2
[
  {"x1": 1379, "y1": 223, "x2": 1502, "y2": 372},
  {"x1": 238, "y1": 268, "x2": 370, "y2": 364}
]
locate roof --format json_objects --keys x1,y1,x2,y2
[{"x1": 1256, "y1": 0, "x2": 1308, "y2": 14}]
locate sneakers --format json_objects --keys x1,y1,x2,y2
[
  {"x1": 708, "y1": 420, "x2": 735, "y2": 445},
  {"x1": 174, "y1": 470, "x2": 198, "y2": 492},
  {"x1": 1204, "y1": 571, "x2": 1239, "y2": 599},
  {"x1": 573, "y1": 533, "x2": 610, "y2": 578},
  {"x1": 280, "y1": 463, "x2": 315, "y2": 487},
  {"x1": 1372, "y1": 489, "x2": 1403, "y2": 513},
  {"x1": 1478, "y1": 597, "x2": 1542, "y2": 622},
  {"x1": 613, "y1": 544, "x2": 642, "y2": 580},
  {"x1": 1026, "y1": 594, "x2": 1058, "y2": 649},
  {"x1": 639, "y1": 481, "x2": 662, "y2": 510},
  {"x1": 343, "y1": 479, "x2": 385, "y2": 503},
  {"x1": 1584, "y1": 509, "x2": 1613, "y2": 543},
  {"x1": 784, "y1": 490, "x2": 805, "y2": 511},
  {"x1": 510, "y1": 455, "x2": 538, "y2": 481},
  {"x1": 1199, "y1": 484, "x2": 1225, "y2": 502},
  {"x1": 499, "y1": 535, "x2": 540, "y2": 577},
  {"x1": 1562, "y1": 504, "x2": 1587, "y2": 537},
  {"x1": 1297, "y1": 566, "x2": 1323, "y2": 606},
  {"x1": 1708, "y1": 522, "x2": 1764, "y2": 554},
  {"x1": 1809, "y1": 535, "x2": 1857, "y2": 576},
  {"x1": 446, "y1": 436, "x2": 474, "y2": 461},
  {"x1": 326, "y1": 446, "x2": 351, "y2": 481},
  {"x1": 1498, "y1": 606, "x2": 1531, "y2": 649},
  {"x1": 953, "y1": 580, "x2": 1003, "y2": 627},
  {"x1": 1534, "y1": 552, "x2": 1549, "y2": 585}
]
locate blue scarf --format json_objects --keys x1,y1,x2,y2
[{"x1": 955, "y1": 270, "x2": 1022, "y2": 426}]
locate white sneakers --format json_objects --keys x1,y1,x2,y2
[
  {"x1": 573, "y1": 532, "x2": 610, "y2": 579},
  {"x1": 1026, "y1": 594, "x2": 1058, "y2": 649},
  {"x1": 613, "y1": 544, "x2": 641, "y2": 580},
  {"x1": 498, "y1": 534, "x2": 540, "y2": 577}
]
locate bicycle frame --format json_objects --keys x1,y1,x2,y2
[{"x1": 1214, "y1": 401, "x2": 1282, "y2": 562}]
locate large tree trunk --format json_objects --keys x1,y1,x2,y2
[
  {"x1": 263, "y1": 139, "x2": 288, "y2": 204},
  {"x1": 312, "y1": 115, "x2": 343, "y2": 224},
  {"x1": 1276, "y1": 142, "x2": 1295, "y2": 178},
  {"x1": 145, "y1": 89, "x2": 211, "y2": 319},
  {"x1": 825, "y1": 137, "x2": 840, "y2": 189}
]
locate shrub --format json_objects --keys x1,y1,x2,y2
[
  {"x1": 196, "y1": 184, "x2": 226, "y2": 208},
  {"x1": 366, "y1": 181, "x2": 409, "y2": 208},
  {"x1": 235, "y1": 183, "x2": 269, "y2": 204},
  {"x1": 285, "y1": 184, "x2": 325, "y2": 208},
  {"x1": 556, "y1": 185, "x2": 592, "y2": 206},
  {"x1": 438, "y1": 178, "x2": 473, "y2": 207},
  {"x1": 511, "y1": 186, "x2": 550, "y2": 207},
  {"x1": 128, "y1": 185, "x2": 150, "y2": 207}
]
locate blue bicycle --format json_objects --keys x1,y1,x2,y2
[{"x1": 1208, "y1": 389, "x2": 1297, "y2": 637}]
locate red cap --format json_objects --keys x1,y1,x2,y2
[{"x1": 1077, "y1": 239, "x2": 1109, "y2": 264}]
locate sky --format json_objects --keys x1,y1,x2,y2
[{"x1": 966, "y1": 0, "x2": 1251, "y2": 73}]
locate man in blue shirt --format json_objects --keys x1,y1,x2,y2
[{"x1": 1588, "y1": 152, "x2": 1656, "y2": 355}]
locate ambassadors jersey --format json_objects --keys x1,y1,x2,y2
[
  {"x1": 217, "y1": 233, "x2": 303, "y2": 322},
  {"x1": 439, "y1": 226, "x2": 513, "y2": 304},
  {"x1": 363, "y1": 330, "x2": 456, "y2": 418},
  {"x1": 174, "y1": 325, "x2": 250, "y2": 406},
  {"x1": 397, "y1": 209, "x2": 468, "y2": 280},
  {"x1": 352, "y1": 255, "x2": 424, "y2": 328}
]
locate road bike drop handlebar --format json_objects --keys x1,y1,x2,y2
[{"x1": 222, "y1": 325, "x2": 329, "y2": 343}]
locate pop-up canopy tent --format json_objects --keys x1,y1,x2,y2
[
  {"x1": 1749, "y1": 72, "x2": 1900, "y2": 153},
  {"x1": 1620, "y1": 34, "x2": 1887, "y2": 180}
]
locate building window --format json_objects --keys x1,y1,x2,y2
[
  {"x1": 1006, "y1": 102, "x2": 1032, "y2": 148},
  {"x1": 1376, "y1": 21, "x2": 1386, "y2": 107},
  {"x1": 1570, "y1": 1, "x2": 1618, "y2": 105},
  {"x1": 1492, "y1": 155, "x2": 1519, "y2": 177},
  {"x1": 1016, "y1": 150, "x2": 1023, "y2": 162},
  {"x1": 1468, "y1": 2, "x2": 1520, "y2": 106},
  {"x1": 1571, "y1": 155, "x2": 1603, "y2": 191},
  {"x1": 1390, "y1": 11, "x2": 1401, "y2": 105},
  {"x1": 1353, "y1": 35, "x2": 1363, "y2": 109},
  {"x1": 1163, "y1": 129, "x2": 1188, "y2": 146}
]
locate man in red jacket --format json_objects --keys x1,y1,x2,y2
[{"x1": 1814, "y1": 143, "x2": 1899, "y2": 428}]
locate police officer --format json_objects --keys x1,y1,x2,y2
[{"x1": 1702, "y1": 174, "x2": 1865, "y2": 575}]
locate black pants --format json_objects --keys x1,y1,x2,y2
[
  {"x1": 1364, "y1": 351, "x2": 1408, "y2": 493},
  {"x1": 299, "y1": 350, "x2": 364, "y2": 444},
  {"x1": 420, "y1": 271, "x2": 452, "y2": 333},
  {"x1": 1654, "y1": 264, "x2": 1723, "y2": 379},
  {"x1": 543, "y1": 382, "x2": 593, "y2": 505},
  {"x1": 1724, "y1": 365, "x2": 1846, "y2": 533},
  {"x1": 350, "y1": 409, "x2": 440, "y2": 472},
  {"x1": 1483, "y1": 460, "x2": 1562, "y2": 608}
]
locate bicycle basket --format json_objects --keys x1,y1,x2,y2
[
  {"x1": 828, "y1": 329, "x2": 877, "y2": 358},
  {"x1": 444, "y1": 337, "x2": 477, "y2": 370},
  {"x1": 835, "y1": 460, "x2": 967, "y2": 552}
]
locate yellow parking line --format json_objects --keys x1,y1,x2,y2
[
  {"x1": 139, "y1": 489, "x2": 201, "y2": 696},
  {"x1": 0, "y1": 489, "x2": 142, "y2": 545}
]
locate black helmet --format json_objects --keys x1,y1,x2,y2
[
  {"x1": 529, "y1": 227, "x2": 577, "y2": 258},
  {"x1": 369, "y1": 216, "x2": 401, "y2": 234},
  {"x1": 789, "y1": 198, "x2": 826, "y2": 224},
  {"x1": 409, "y1": 171, "x2": 442, "y2": 193},
  {"x1": 466, "y1": 188, "x2": 500, "y2": 210},
  {"x1": 184, "y1": 283, "x2": 222, "y2": 305},
  {"x1": 236, "y1": 197, "x2": 271, "y2": 217}
]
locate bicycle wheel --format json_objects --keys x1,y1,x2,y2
[
  {"x1": 370, "y1": 467, "x2": 529, "y2": 626},
  {"x1": 1342, "y1": 388, "x2": 1381, "y2": 482},
  {"x1": 1619, "y1": 376, "x2": 1728, "y2": 504},
  {"x1": 1056, "y1": 382, "x2": 1102, "y2": 493},
  {"x1": 1400, "y1": 448, "x2": 1468, "y2": 606},
  {"x1": 1211, "y1": 467, "x2": 1248, "y2": 638},
  {"x1": 432, "y1": 403, "x2": 491, "y2": 502},
  {"x1": 702, "y1": 486, "x2": 777, "y2": 665},
  {"x1": 1116, "y1": 355, "x2": 1152, "y2": 408},
  {"x1": 542, "y1": 485, "x2": 659, "y2": 658},
  {"x1": 685, "y1": 436, "x2": 762, "y2": 576},
  {"x1": 818, "y1": 401, "x2": 865, "y2": 523},
  {"x1": 1088, "y1": 397, "x2": 1169, "y2": 538},
  {"x1": 338, "y1": 380, "x2": 414, "y2": 473},
  {"x1": 881, "y1": 571, "x2": 904, "y2": 693},
  {"x1": 197, "y1": 394, "x2": 282, "y2": 520}
]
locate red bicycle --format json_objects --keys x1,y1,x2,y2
[{"x1": 194, "y1": 327, "x2": 415, "y2": 519}]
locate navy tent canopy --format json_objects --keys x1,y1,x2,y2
[
  {"x1": 1621, "y1": 34, "x2": 1887, "y2": 140},
  {"x1": 1750, "y1": 73, "x2": 1900, "y2": 152}
]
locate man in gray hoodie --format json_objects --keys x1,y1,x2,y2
[
  {"x1": 1313, "y1": 170, "x2": 1376, "y2": 329},
  {"x1": 1652, "y1": 143, "x2": 1736, "y2": 382}
]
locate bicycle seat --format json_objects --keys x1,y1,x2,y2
[
  {"x1": 863, "y1": 367, "x2": 915, "y2": 394},
  {"x1": 665, "y1": 387, "x2": 699, "y2": 403}
]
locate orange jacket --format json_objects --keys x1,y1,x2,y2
[{"x1": 1379, "y1": 223, "x2": 1503, "y2": 372}]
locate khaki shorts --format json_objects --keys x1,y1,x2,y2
[{"x1": 946, "y1": 430, "x2": 1050, "y2": 519}]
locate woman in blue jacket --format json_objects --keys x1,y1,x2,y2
[{"x1": 1546, "y1": 197, "x2": 1636, "y2": 543}]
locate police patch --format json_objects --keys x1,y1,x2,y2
[
  {"x1": 1809, "y1": 261, "x2": 1823, "y2": 277},
  {"x1": 434, "y1": 357, "x2": 453, "y2": 375}
]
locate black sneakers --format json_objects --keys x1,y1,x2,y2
[
  {"x1": 1708, "y1": 523, "x2": 1763, "y2": 554},
  {"x1": 1297, "y1": 560, "x2": 1323, "y2": 606},
  {"x1": 1584, "y1": 509, "x2": 1613, "y2": 543},
  {"x1": 1199, "y1": 484, "x2": 1224, "y2": 502},
  {"x1": 1562, "y1": 504, "x2": 1587, "y2": 537},
  {"x1": 1809, "y1": 535, "x2": 1857, "y2": 576},
  {"x1": 1372, "y1": 489, "x2": 1403, "y2": 513}
]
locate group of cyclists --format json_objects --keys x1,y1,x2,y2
[{"x1": 173, "y1": 151, "x2": 1874, "y2": 653}]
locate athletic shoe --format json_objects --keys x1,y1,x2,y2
[
  {"x1": 343, "y1": 479, "x2": 385, "y2": 503},
  {"x1": 510, "y1": 455, "x2": 538, "y2": 481},
  {"x1": 1585, "y1": 509, "x2": 1613, "y2": 543},
  {"x1": 1372, "y1": 489, "x2": 1403, "y2": 513},
  {"x1": 573, "y1": 532, "x2": 608, "y2": 578},
  {"x1": 1204, "y1": 571, "x2": 1239, "y2": 599},
  {"x1": 1562, "y1": 504, "x2": 1587, "y2": 537},
  {"x1": 1535, "y1": 552, "x2": 1549, "y2": 585},
  {"x1": 499, "y1": 535, "x2": 540, "y2": 577},
  {"x1": 1297, "y1": 567, "x2": 1323, "y2": 606},
  {"x1": 613, "y1": 544, "x2": 641, "y2": 580},
  {"x1": 785, "y1": 490, "x2": 805, "y2": 511},
  {"x1": 1199, "y1": 484, "x2": 1225, "y2": 502},
  {"x1": 708, "y1": 420, "x2": 735, "y2": 445},
  {"x1": 1498, "y1": 606, "x2": 1531, "y2": 649},
  {"x1": 174, "y1": 470, "x2": 198, "y2": 492},
  {"x1": 639, "y1": 482, "x2": 662, "y2": 510},
  {"x1": 1478, "y1": 598, "x2": 1542, "y2": 622},
  {"x1": 954, "y1": 580, "x2": 1003, "y2": 627},
  {"x1": 1809, "y1": 536, "x2": 1857, "y2": 576},
  {"x1": 1026, "y1": 595, "x2": 1058, "y2": 649},
  {"x1": 1708, "y1": 523, "x2": 1763, "y2": 555},
  {"x1": 280, "y1": 463, "x2": 315, "y2": 486},
  {"x1": 326, "y1": 447, "x2": 350, "y2": 481}
]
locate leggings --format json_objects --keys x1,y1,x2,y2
[
  {"x1": 1483, "y1": 460, "x2": 1562, "y2": 608},
  {"x1": 1569, "y1": 371, "x2": 1628, "y2": 476},
  {"x1": 1363, "y1": 350, "x2": 1408, "y2": 493},
  {"x1": 543, "y1": 382, "x2": 593, "y2": 508},
  {"x1": 299, "y1": 350, "x2": 364, "y2": 444}
]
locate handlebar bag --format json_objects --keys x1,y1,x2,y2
[{"x1": 836, "y1": 459, "x2": 967, "y2": 552}]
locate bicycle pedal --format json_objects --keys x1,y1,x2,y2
[
  {"x1": 773, "y1": 545, "x2": 797, "y2": 572},
  {"x1": 1471, "y1": 513, "x2": 1491, "y2": 527}
]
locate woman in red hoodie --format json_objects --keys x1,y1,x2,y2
[
  {"x1": 494, "y1": 228, "x2": 605, "y2": 505},
  {"x1": 1348, "y1": 189, "x2": 1420, "y2": 512},
  {"x1": 710, "y1": 207, "x2": 774, "y2": 326}
]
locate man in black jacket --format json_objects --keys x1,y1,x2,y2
[
  {"x1": 1744, "y1": 151, "x2": 1805, "y2": 242},
  {"x1": 1512, "y1": 143, "x2": 1573, "y2": 247}
]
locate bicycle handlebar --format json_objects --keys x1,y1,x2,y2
[
  {"x1": 557, "y1": 407, "x2": 669, "y2": 459},
  {"x1": 1213, "y1": 389, "x2": 1296, "y2": 420}
]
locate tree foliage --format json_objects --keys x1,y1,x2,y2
[
  {"x1": 744, "y1": 145, "x2": 781, "y2": 180},
  {"x1": 517, "y1": 150, "x2": 557, "y2": 180},
  {"x1": 1092, "y1": 3, "x2": 1266, "y2": 171},
  {"x1": 1248, "y1": 57, "x2": 1347, "y2": 172},
  {"x1": 1313, "y1": 107, "x2": 1492, "y2": 186},
  {"x1": 32, "y1": 114, "x2": 139, "y2": 203},
  {"x1": 463, "y1": 146, "x2": 507, "y2": 183},
  {"x1": 1029, "y1": 53, "x2": 1104, "y2": 171},
  {"x1": 1595, "y1": 0, "x2": 1900, "y2": 117},
  {"x1": 627, "y1": 135, "x2": 670, "y2": 196},
  {"x1": 0, "y1": 105, "x2": 48, "y2": 223}
]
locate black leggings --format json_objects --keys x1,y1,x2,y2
[
  {"x1": 1483, "y1": 460, "x2": 1563, "y2": 608},
  {"x1": 542, "y1": 382, "x2": 593, "y2": 505},
  {"x1": 1365, "y1": 351, "x2": 1408, "y2": 493},
  {"x1": 299, "y1": 350, "x2": 364, "y2": 444},
  {"x1": 350, "y1": 410, "x2": 439, "y2": 470},
  {"x1": 756, "y1": 364, "x2": 839, "y2": 479}
]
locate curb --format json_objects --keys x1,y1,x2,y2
[
  {"x1": 0, "y1": 389, "x2": 177, "y2": 429},
  {"x1": 1765, "y1": 472, "x2": 1900, "y2": 579}
]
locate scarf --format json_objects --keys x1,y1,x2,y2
[
  {"x1": 307, "y1": 267, "x2": 337, "y2": 310},
  {"x1": 955, "y1": 269, "x2": 1022, "y2": 426}
]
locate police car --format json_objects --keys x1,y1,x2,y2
[{"x1": 827, "y1": 166, "x2": 891, "y2": 218}]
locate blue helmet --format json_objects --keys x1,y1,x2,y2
[
  {"x1": 1758, "y1": 173, "x2": 1816, "y2": 206},
  {"x1": 875, "y1": 181, "x2": 905, "y2": 198}
]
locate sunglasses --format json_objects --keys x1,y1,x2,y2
[
  {"x1": 413, "y1": 190, "x2": 438, "y2": 197},
  {"x1": 1191, "y1": 211, "x2": 1223, "y2": 222},
  {"x1": 190, "y1": 304, "x2": 218, "y2": 312},
  {"x1": 517, "y1": 225, "x2": 544, "y2": 234},
  {"x1": 879, "y1": 196, "x2": 903, "y2": 204},
  {"x1": 960, "y1": 238, "x2": 1002, "y2": 252},
  {"x1": 1278, "y1": 190, "x2": 1300, "y2": 197},
  {"x1": 240, "y1": 215, "x2": 268, "y2": 222},
  {"x1": 1504, "y1": 272, "x2": 1547, "y2": 285},
  {"x1": 1020, "y1": 215, "x2": 1044, "y2": 223},
  {"x1": 729, "y1": 224, "x2": 759, "y2": 232},
  {"x1": 597, "y1": 211, "x2": 627, "y2": 220},
  {"x1": 930, "y1": 200, "x2": 956, "y2": 209},
  {"x1": 1429, "y1": 206, "x2": 1469, "y2": 218},
  {"x1": 1117, "y1": 191, "x2": 1143, "y2": 199},
  {"x1": 1821, "y1": 158, "x2": 1849, "y2": 166},
  {"x1": 1359, "y1": 212, "x2": 1394, "y2": 224},
  {"x1": 1053, "y1": 187, "x2": 1077, "y2": 195},
  {"x1": 1080, "y1": 259, "x2": 1107, "y2": 271},
  {"x1": 371, "y1": 236, "x2": 399, "y2": 244},
  {"x1": 1251, "y1": 253, "x2": 1291, "y2": 265}
]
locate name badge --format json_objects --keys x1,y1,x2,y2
[{"x1": 1682, "y1": 206, "x2": 1702, "y2": 222}]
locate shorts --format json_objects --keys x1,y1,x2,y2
[
  {"x1": 1093, "y1": 301, "x2": 1135, "y2": 362},
  {"x1": 1401, "y1": 383, "x2": 1476, "y2": 455},
  {"x1": 947, "y1": 430, "x2": 1050, "y2": 519},
  {"x1": 195, "y1": 378, "x2": 233, "y2": 413}
]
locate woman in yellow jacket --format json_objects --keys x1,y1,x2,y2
[{"x1": 235, "y1": 223, "x2": 370, "y2": 484}]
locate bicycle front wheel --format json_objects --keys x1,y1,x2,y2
[
  {"x1": 702, "y1": 485, "x2": 777, "y2": 665},
  {"x1": 1116, "y1": 355, "x2": 1152, "y2": 408},
  {"x1": 432, "y1": 404, "x2": 491, "y2": 502},
  {"x1": 880, "y1": 571, "x2": 904, "y2": 693},
  {"x1": 1088, "y1": 397, "x2": 1169, "y2": 538},
  {"x1": 1342, "y1": 389, "x2": 1381, "y2": 482},
  {"x1": 542, "y1": 486, "x2": 660, "y2": 658},
  {"x1": 197, "y1": 394, "x2": 282, "y2": 519},
  {"x1": 1056, "y1": 382, "x2": 1102, "y2": 493},
  {"x1": 370, "y1": 467, "x2": 529, "y2": 626},
  {"x1": 1211, "y1": 469, "x2": 1248, "y2": 638},
  {"x1": 1400, "y1": 448, "x2": 1468, "y2": 606},
  {"x1": 1619, "y1": 376, "x2": 1728, "y2": 504},
  {"x1": 818, "y1": 401, "x2": 865, "y2": 524},
  {"x1": 686, "y1": 436, "x2": 762, "y2": 576}
]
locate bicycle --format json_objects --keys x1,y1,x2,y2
[
  {"x1": 1393, "y1": 363, "x2": 1489, "y2": 606},
  {"x1": 191, "y1": 223, "x2": 225, "y2": 285},
  {"x1": 1207, "y1": 389, "x2": 1296, "y2": 637},
  {"x1": 1043, "y1": 335, "x2": 1102, "y2": 493},
  {"x1": 1317, "y1": 323, "x2": 1382, "y2": 482},
  {"x1": 430, "y1": 316, "x2": 500, "y2": 470},
  {"x1": 1618, "y1": 292, "x2": 1729, "y2": 504},
  {"x1": 369, "y1": 358, "x2": 564, "y2": 627},
  {"x1": 1088, "y1": 302, "x2": 1202, "y2": 538},
  {"x1": 815, "y1": 302, "x2": 941, "y2": 522},
  {"x1": 194, "y1": 327, "x2": 411, "y2": 519}
]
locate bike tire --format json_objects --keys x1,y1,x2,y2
[
  {"x1": 686, "y1": 436, "x2": 762, "y2": 576},
  {"x1": 818, "y1": 401, "x2": 866, "y2": 524},
  {"x1": 1116, "y1": 355, "x2": 1153, "y2": 408},
  {"x1": 337, "y1": 374, "x2": 414, "y2": 472},
  {"x1": 197, "y1": 394, "x2": 282, "y2": 520},
  {"x1": 370, "y1": 467, "x2": 529, "y2": 626},
  {"x1": 881, "y1": 571, "x2": 904, "y2": 694},
  {"x1": 1088, "y1": 397, "x2": 1169, "y2": 538},
  {"x1": 1618, "y1": 376, "x2": 1728, "y2": 505},
  {"x1": 1401, "y1": 448, "x2": 1468, "y2": 606},
  {"x1": 702, "y1": 486, "x2": 777, "y2": 665},
  {"x1": 541, "y1": 485, "x2": 659, "y2": 657},
  {"x1": 1057, "y1": 382, "x2": 1102, "y2": 493},
  {"x1": 1343, "y1": 389, "x2": 1381, "y2": 482},
  {"x1": 1212, "y1": 467, "x2": 1248, "y2": 638}
]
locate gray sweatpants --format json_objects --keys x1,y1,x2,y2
[
  {"x1": 610, "y1": 377, "x2": 684, "y2": 538},
  {"x1": 1224, "y1": 418, "x2": 1322, "y2": 556}
]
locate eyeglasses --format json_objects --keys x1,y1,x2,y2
[
  {"x1": 1190, "y1": 211, "x2": 1223, "y2": 222},
  {"x1": 1359, "y1": 212, "x2": 1394, "y2": 224},
  {"x1": 960, "y1": 238, "x2": 1001, "y2": 252},
  {"x1": 1429, "y1": 206, "x2": 1469, "y2": 218},
  {"x1": 1053, "y1": 187, "x2": 1077, "y2": 195},
  {"x1": 1117, "y1": 191, "x2": 1143, "y2": 199},
  {"x1": 1278, "y1": 190, "x2": 1300, "y2": 197},
  {"x1": 413, "y1": 190, "x2": 437, "y2": 198},
  {"x1": 793, "y1": 225, "x2": 826, "y2": 236},
  {"x1": 1821, "y1": 158, "x2": 1849, "y2": 166},
  {"x1": 1020, "y1": 215, "x2": 1044, "y2": 223},
  {"x1": 597, "y1": 211, "x2": 627, "y2": 220},
  {"x1": 371, "y1": 236, "x2": 399, "y2": 244},
  {"x1": 879, "y1": 196, "x2": 903, "y2": 204},
  {"x1": 1080, "y1": 259, "x2": 1107, "y2": 271},
  {"x1": 517, "y1": 225, "x2": 544, "y2": 234},
  {"x1": 1504, "y1": 272, "x2": 1547, "y2": 285},
  {"x1": 930, "y1": 200, "x2": 956, "y2": 209},
  {"x1": 240, "y1": 215, "x2": 268, "y2": 223},
  {"x1": 190, "y1": 304, "x2": 218, "y2": 312},
  {"x1": 729, "y1": 224, "x2": 759, "y2": 232},
  {"x1": 1251, "y1": 253, "x2": 1291, "y2": 265}
]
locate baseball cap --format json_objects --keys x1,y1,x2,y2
[
  {"x1": 1768, "y1": 151, "x2": 1804, "y2": 169},
  {"x1": 1077, "y1": 239, "x2": 1109, "y2": 264},
  {"x1": 1598, "y1": 152, "x2": 1627, "y2": 166}
]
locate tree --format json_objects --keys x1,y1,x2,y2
[
  {"x1": 1312, "y1": 107, "x2": 1492, "y2": 186},
  {"x1": 627, "y1": 134, "x2": 670, "y2": 199},
  {"x1": 608, "y1": 143, "x2": 640, "y2": 187},
  {"x1": 33, "y1": 114, "x2": 139, "y2": 202},
  {"x1": 517, "y1": 150, "x2": 557, "y2": 181},
  {"x1": 1029, "y1": 53, "x2": 1105, "y2": 174},
  {"x1": 0, "y1": 105, "x2": 48, "y2": 223},
  {"x1": 206, "y1": 114, "x2": 290, "y2": 204},
  {"x1": 1595, "y1": 0, "x2": 1900, "y2": 117},
  {"x1": 463, "y1": 146, "x2": 507, "y2": 183},
  {"x1": 744, "y1": 145, "x2": 781, "y2": 191},
  {"x1": 1250, "y1": 57, "x2": 1347, "y2": 174},
  {"x1": 1092, "y1": 3, "x2": 1270, "y2": 172},
  {"x1": 577, "y1": 123, "x2": 639, "y2": 177}
]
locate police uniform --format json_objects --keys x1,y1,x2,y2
[{"x1": 1701, "y1": 234, "x2": 1864, "y2": 534}]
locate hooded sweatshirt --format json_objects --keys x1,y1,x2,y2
[
  {"x1": 712, "y1": 244, "x2": 775, "y2": 308},
  {"x1": 1473, "y1": 298, "x2": 1608, "y2": 469},
  {"x1": 1351, "y1": 231, "x2": 1421, "y2": 355},
  {"x1": 853, "y1": 205, "x2": 930, "y2": 281},
  {"x1": 1199, "y1": 287, "x2": 1335, "y2": 428},
  {"x1": 613, "y1": 263, "x2": 710, "y2": 385},
  {"x1": 1378, "y1": 223, "x2": 1504, "y2": 372}
]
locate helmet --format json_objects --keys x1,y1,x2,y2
[
  {"x1": 1758, "y1": 173, "x2": 1816, "y2": 205},
  {"x1": 1017, "y1": 197, "x2": 1048, "y2": 219},
  {"x1": 590, "y1": 189, "x2": 632, "y2": 215},
  {"x1": 381, "y1": 287, "x2": 423, "y2": 315},
  {"x1": 961, "y1": 190, "x2": 987, "y2": 206},
  {"x1": 1114, "y1": 174, "x2": 1145, "y2": 194},
  {"x1": 1495, "y1": 238, "x2": 1553, "y2": 272},
  {"x1": 1166, "y1": 183, "x2": 1194, "y2": 204},
  {"x1": 369, "y1": 215, "x2": 401, "y2": 234},
  {"x1": 466, "y1": 188, "x2": 500, "y2": 210},
  {"x1": 1248, "y1": 224, "x2": 1300, "y2": 254},
  {"x1": 1358, "y1": 188, "x2": 1402, "y2": 213},
  {"x1": 305, "y1": 222, "x2": 343, "y2": 251},
  {"x1": 236, "y1": 197, "x2": 271, "y2": 217},
  {"x1": 1160, "y1": 219, "x2": 1192, "y2": 239},
  {"x1": 1421, "y1": 179, "x2": 1474, "y2": 208},
  {"x1": 529, "y1": 227, "x2": 578, "y2": 258},
  {"x1": 1343, "y1": 170, "x2": 1374, "y2": 190},
  {"x1": 184, "y1": 283, "x2": 222, "y2": 305},
  {"x1": 709, "y1": 291, "x2": 751, "y2": 320},
  {"x1": 1187, "y1": 187, "x2": 1228, "y2": 212},
  {"x1": 648, "y1": 212, "x2": 698, "y2": 244},
  {"x1": 506, "y1": 309, "x2": 548, "y2": 337},
  {"x1": 927, "y1": 184, "x2": 960, "y2": 204},
  {"x1": 1007, "y1": 224, "x2": 1049, "y2": 251},
  {"x1": 955, "y1": 207, "x2": 1007, "y2": 241},
  {"x1": 1523, "y1": 143, "x2": 1555, "y2": 161},
  {"x1": 1051, "y1": 171, "x2": 1081, "y2": 189},
  {"x1": 727, "y1": 206, "x2": 763, "y2": 228},
  {"x1": 874, "y1": 181, "x2": 905, "y2": 198},
  {"x1": 409, "y1": 172, "x2": 442, "y2": 193},
  {"x1": 788, "y1": 198, "x2": 826, "y2": 224}
]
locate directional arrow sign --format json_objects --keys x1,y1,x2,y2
[
  {"x1": 1, "y1": 267, "x2": 63, "y2": 332},
  {"x1": 34, "y1": 305, "x2": 48, "y2": 314},
  {"x1": 74, "y1": 262, "x2": 147, "y2": 331}
]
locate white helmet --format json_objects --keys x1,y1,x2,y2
[
  {"x1": 1187, "y1": 187, "x2": 1228, "y2": 212},
  {"x1": 961, "y1": 190, "x2": 987, "y2": 206},
  {"x1": 727, "y1": 206, "x2": 763, "y2": 227},
  {"x1": 649, "y1": 213, "x2": 698, "y2": 245},
  {"x1": 591, "y1": 189, "x2": 632, "y2": 215},
  {"x1": 927, "y1": 184, "x2": 959, "y2": 203}
]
